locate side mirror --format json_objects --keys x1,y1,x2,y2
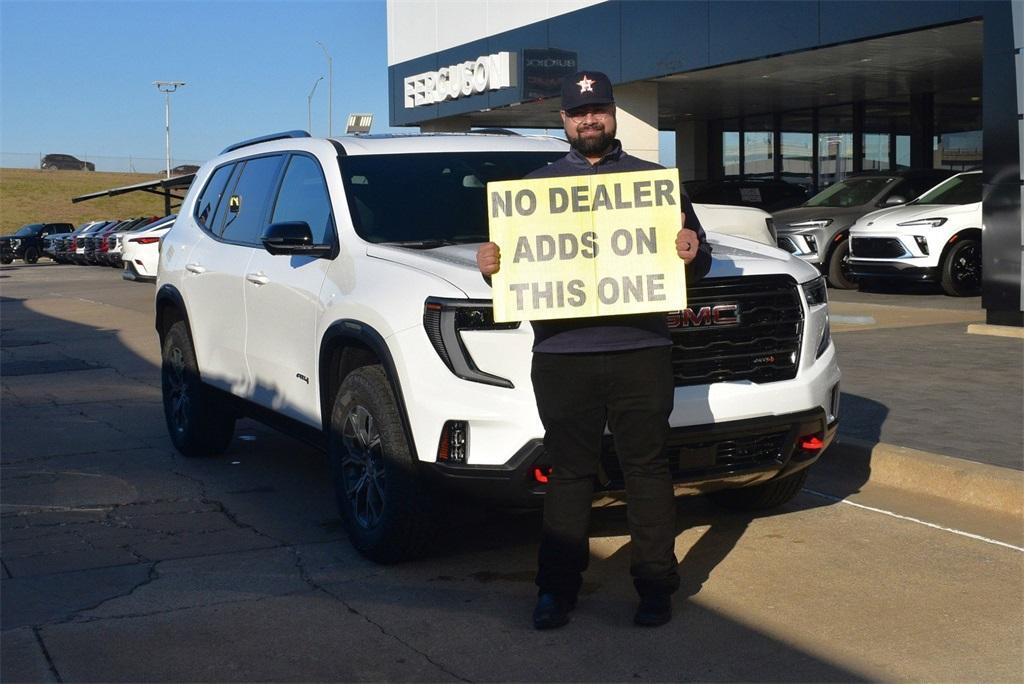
[
  {"x1": 261, "y1": 221, "x2": 332, "y2": 257},
  {"x1": 884, "y1": 195, "x2": 907, "y2": 206}
]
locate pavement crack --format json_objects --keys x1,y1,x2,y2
[
  {"x1": 288, "y1": 547, "x2": 472, "y2": 683},
  {"x1": 55, "y1": 562, "x2": 161, "y2": 625},
  {"x1": 32, "y1": 627, "x2": 64, "y2": 683}
]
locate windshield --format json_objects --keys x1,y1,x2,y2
[
  {"x1": 913, "y1": 173, "x2": 982, "y2": 205},
  {"x1": 14, "y1": 224, "x2": 44, "y2": 236},
  {"x1": 339, "y1": 151, "x2": 565, "y2": 244},
  {"x1": 804, "y1": 177, "x2": 893, "y2": 208}
]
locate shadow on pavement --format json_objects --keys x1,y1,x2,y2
[{"x1": 2, "y1": 291, "x2": 870, "y2": 682}]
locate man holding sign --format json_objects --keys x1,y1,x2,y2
[{"x1": 476, "y1": 71, "x2": 711, "y2": 629}]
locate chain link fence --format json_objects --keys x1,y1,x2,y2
[{"x1": 2, "y1": 151, "x2": 205, "y2": 174}]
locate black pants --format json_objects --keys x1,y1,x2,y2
[{"x1": 531, "y1": 346, "x2": 681, "y2": 599}]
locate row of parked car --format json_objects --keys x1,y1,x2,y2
[
  {"x1": 691, "y1": 169, "x2": 984, "y2": 297},
  {"x1": 0, "y1": 215, "x2": 176, "y2": 282}
]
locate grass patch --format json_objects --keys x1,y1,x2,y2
[{"x1": 0, "y1": 168, "x2": 184, "y2": 234}]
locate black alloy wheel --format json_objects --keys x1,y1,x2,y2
[
  {"x1": 340, "y1": 404, "x2": 388, "y2": 530},
  {"x1": 160, "y1": 321, "x2": 235, "y2": 457},
  {"x1": 941, "y1": 238, "x2": 982, "y2": 297},
  {"x1": 23, "y1": 247, "x2": 39, "y2": 264},
  {"x1": 328, "y1": 366, "x2": 437, "y2": 563}
]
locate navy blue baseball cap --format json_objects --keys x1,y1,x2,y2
[{"x1": 561, "y1": 71, "x2": 615, "y2": 111}]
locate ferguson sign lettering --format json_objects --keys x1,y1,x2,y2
[{"x1": 404, "y1": 52, "x2": 516, "y2": 108}]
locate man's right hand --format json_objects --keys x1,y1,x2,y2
[{"x1": 477, "y1": 241, "x2": 501, "y2": 276}]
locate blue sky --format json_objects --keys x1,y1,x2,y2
[{"x1": 1, "y1": 0, "x2": 400, "y2": 172}]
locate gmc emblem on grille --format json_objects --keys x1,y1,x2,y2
[{"x1": 667, "y1": 304, "x2": 740, "y2": 328}]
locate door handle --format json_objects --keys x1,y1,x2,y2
[
  {"x1": 246, "y1": 272, "x2": 269, "y2": 286},
  {"x1": 186, "y1": 263, "x2": 206, "y2": 274}
]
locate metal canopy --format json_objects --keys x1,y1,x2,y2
[{"x1": 71, "y1": 173, "x2": 196, "y2": 215}]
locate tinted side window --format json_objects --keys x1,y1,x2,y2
[
  {"x1": 220, "y1": 155, "x2": 285, "y2": 245},
  {"x1": 194, "y1": 163, "x2": 235, "y2": 232},
  {"x1": 270, "y1": 155, "x2": 333, "y2": 244}
]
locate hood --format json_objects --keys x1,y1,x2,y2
[
  {"x1": 366, "y1": 233, "x2": 820, "y2": 300},
  {"x1": 773, "y1": 204, "x2": 873, "y2": 231},
  {"x1": 853, "y1": 202, "x2": 982, "y2": 232}
]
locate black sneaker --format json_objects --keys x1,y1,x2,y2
[
  {"x1": 633, "y1": 594, "x2": 671, "y2": 627},
  {"x1": 532, "y1": 592, "x2": 576, "y2": 630}
]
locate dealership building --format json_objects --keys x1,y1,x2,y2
[{"x1": 386, "y1": 0, "x2": 1023, "y2": 325}]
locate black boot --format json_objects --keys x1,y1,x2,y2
[
  {"x1": 532, "y1": 593, "x2": 576, "y2": 630},
  {"x1": 633, "y1": 594, "x2": 671, "y2": 627}
]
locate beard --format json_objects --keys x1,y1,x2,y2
[{"x1": 568, "y1": 122, "x2": 616, "y2": 156}]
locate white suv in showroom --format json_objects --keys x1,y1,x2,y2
[
  {"x1": 156, "y1": 131, "x2": 840, "y2": 562},
  {"x1": 848, "y1": 170, "x2": 982, "y2": 296}
]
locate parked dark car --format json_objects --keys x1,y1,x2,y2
[
  {"x1": 41, "y1": 154, "x2": 95, "y2": 171},
  {"x1": 1, "y1": 223, "x2": 75, "y2": 264},
  {"x1": 170, "y1": 164, "x2": 200, "y2": 176},
  {"x1": 69, "y1": 221, "x2": 116, "y2": 264},
  {"x1": 684, "y1": 178, "x2": 810, "y2": 213},
  {"x1": 773, "y1": 169, "x2": 954, "y2": 289}
]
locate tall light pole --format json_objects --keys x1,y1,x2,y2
[
  {"x1": 153, "y1": 81, "x2": 186, "y2": 179},
  {"x1": 315, "y1": 41, "x2": 333, "y2": 136},
  {"x1": 307, "y1": 75, "x2": 323, "y2": 134}
]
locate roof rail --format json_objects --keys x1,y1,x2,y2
[
  {"x1": 221, "y1": 130, "x2": 311, "y2": 154},
  {"x1": 470, "y1": 128, "x2": 520, "y2": 136}
]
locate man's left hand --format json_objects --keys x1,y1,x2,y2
[{"x1": 676, "y1": 219, "x2": 700, "y2": 264}]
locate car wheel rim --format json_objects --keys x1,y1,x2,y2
[
  {"x1": 953, "y1": 244, "x2": 981, "y2": 289},
  {"x1": 165, "y1": 346, "x2": 190, "y2": 435},
  {"x1": 340, "y1": 405, "x2": 386, "y2": 529}
]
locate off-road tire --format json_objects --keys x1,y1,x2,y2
[
  {"x1": 161, "y1": 321, "x2": 235, "y2": 457},
  {"x1": 328, "y1": 365, "x2": 437, "y2": 563},
  {"x1": 940, "y1": 238, "x2": 981, "y2": 297},
  {"x1": 1, "y1": 257, "x2": 12, "y2": 265},
  {"x1": 708, "y1": 468, "x2": 809, "y2": 511},
  {"x1": 826, "y1": 239, "x2": 857, "y2": 289},
  {"x1": 23, "y1": 247, "x2": 39, "y2": 264}
]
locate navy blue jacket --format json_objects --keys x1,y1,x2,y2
[{"x1": 522, "y1": 140, "x2": 713, "y2": 353}]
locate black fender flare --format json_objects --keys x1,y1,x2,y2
[
  {"x1": 319, "y1": 320, "x2": 418, "y2": 461},
  {"x1": 155, "y1": 284, "x2": 193, "y2": 342}
]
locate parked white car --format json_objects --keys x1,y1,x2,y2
[
  {"x1": 848, "y1": 170, "x2": 982, "y2": 296},
  {"x1": 156, "y1": 131, "x2": 839, "y2": 563},
  {"x1": 122, "y1": 215, "x2": 175, "y2": 282}
]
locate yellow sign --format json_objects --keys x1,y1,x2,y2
[{"x1": 487, "y1": 168, "x2": 687, "y2": 323}]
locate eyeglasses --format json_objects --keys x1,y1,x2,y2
[{"x1": 565, "y1": 106, "x2": 613, "y2": 122}]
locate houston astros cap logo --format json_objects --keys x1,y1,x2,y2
[{"x1": 561, "y1": 70, "x2": 614, "y2": 110}]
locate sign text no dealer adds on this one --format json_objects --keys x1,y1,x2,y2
[{"x1": 487, "y1": 168, "x2": 687, "y2": 323}]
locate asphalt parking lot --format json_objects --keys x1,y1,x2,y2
[{"x1": 2, "y1": 262, "x2": 1022, "y2": 682}]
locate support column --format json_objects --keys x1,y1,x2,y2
[
  {"x1": 419, "y1": 115, "x2": 472, "y2": 133},
  {"x1": 675, "y1": 120, "x2": 708, "y2": 182},
  {"x1": 614, "y1": 82, "x2": 659, "y2": 164},
  {"x1": 909, "y1": 92, "x2": 934, "y2": 169}
]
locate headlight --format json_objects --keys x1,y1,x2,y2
[
  {"x1": 10, "y1": 239, "x2": 21, "y2": 248},
  {"x1": 787, "y1": 219, "x2": 832, "y2": 229},
  {"x1": 897, "y1": 217, "x2": 947, "y2": 227},
  {"x1": 802, "y1": 275, "x2": 828, "y2": 307},
  {"x1": 423, "y1": 298, "x2": 519, "y2": 388}
]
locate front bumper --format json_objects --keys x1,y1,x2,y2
[
  {"x1": 848, "y1": 260, "x2": 940, "y2": 281},
  {"x1": 423, "y1": 407, "x2": 837, "y2": 507}
]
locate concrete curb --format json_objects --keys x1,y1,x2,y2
[
  {"x1": 813, "y1": 437, "x2": 1024, "y2": 518},
  {"x1": 967, "y1": 323, "x2": 1024, "y2": 339}
]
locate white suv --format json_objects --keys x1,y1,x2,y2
[
  {"x1": 156, "y1": 131, "x2": 840, "y2": 562},
  {"x1": 848, "y1": 170, "x2": 983, "y2": 296}
]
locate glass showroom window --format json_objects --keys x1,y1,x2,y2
[
  {"x1": 817, "y1": 104, "x2": 853, "y2": 189},
  {"x1": 721, "y1": 120, "x2": 740, "y2": 177},
  {"x1": 744, "y1": 114, "x2": 774, "y2": 179},
  {"x1": 780, "y1": 110, "x2": 813, "y2": 192}
]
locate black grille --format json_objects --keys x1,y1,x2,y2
[
  {"x1": 851, "y1": 237, "x2": 909, "y2": 258},
  {"x1": 599, "y1": 428, "x2": 788, "y2": 486},
  {"x1": 669, "y1": 275, "x2": 803, "y2": 386}
]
